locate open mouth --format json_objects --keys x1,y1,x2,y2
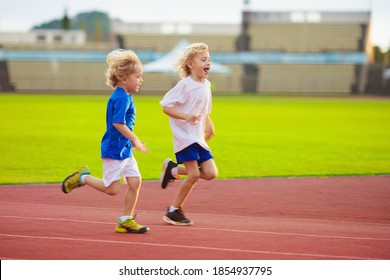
[{"x1": 204, "y1": 67, "x2": 210, "y2": 74}]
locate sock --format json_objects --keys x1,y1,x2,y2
[
  {"x1": 79, "y1": 174, "x2": 89, "y2": 184},
  {"x1": 171, "y1": 167, "x2": 179, "y2": 178},
  {"x1": 119, "y1": 216, "x2": 132, "y2": 222},
  {"x1": 169, "y1": 205, "x2": 179, "y2": 213}
]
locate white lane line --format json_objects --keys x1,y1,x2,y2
[
  {"x1": 0, "y1": 233, "x2": 380, "y2": 260},
  {"x1": 1, "y1": 201, "x2": 390, "y2": 227},
  {"x1": 1, "y1": 215, "x2": 389, "y2": 241}
]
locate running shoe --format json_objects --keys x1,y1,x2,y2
[
  {"x1": 160, "y1": 158, "x2": 179, "y2": 189},
  {"x1": 61, "y1": 165, "x2": 91, "y2": 194},
  {"x1": 163, "y1": 208, "x2": 193, "y2": 226},
  {"x1": 115, "y1": 218, "x2": 149, "y2": 233}
]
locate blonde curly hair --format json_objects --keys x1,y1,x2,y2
[
  {"x1": 174, "y1": 42, "x2": 209, "y2": 79},
  {"x1": 105, "y1": 49, "x2": 141, "y2": 88}
]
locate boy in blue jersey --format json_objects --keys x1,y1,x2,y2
[{"x1": 62, "y1": 49, "x2": 149, "y2": 234}]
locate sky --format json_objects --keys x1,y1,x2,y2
[{"x1": 0, "y1": 0, "x2": 389, "y2": 50}]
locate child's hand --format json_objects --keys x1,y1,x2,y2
[
  {"x1": 132, "y1": 138, "x2": 149, "y2": 153},
  {"x1": 185, "y1": 114, "x2": 201, "y2": 125}
]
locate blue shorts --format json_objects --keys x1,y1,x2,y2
[{"x1": 175, "y1": 142, "x2": 213, "y2": 164}]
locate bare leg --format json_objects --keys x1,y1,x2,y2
[
  {"x1": 172, "y1": 160, "x2": 200, "y2": 208},
  {"x1": 84, "y1": 175, "x2": 121, "y2": 195},
  {"x1": 115, "y1": 176, "x2": 148, "y2": 233},
  {"x1": 83, "y1": 174, "x2": 142, "y2": 216},
  {"x1": 176, "y1": 158, "x2": 218, "y2": 180},
  {"x1": 123, "y1": 176, "x2": 142, "y2": 217},
  {"x1": 199, "y1": 159, "x2": 218, "y2": 180}
]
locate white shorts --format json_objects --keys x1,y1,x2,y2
[{"x1": 102, "y1": 157, "x2": 141, "y2": 187}]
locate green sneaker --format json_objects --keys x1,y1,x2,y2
[
  {"x1": 61, "y1": 165, "x2": 91, "y2": 194},
  {"x1": 115, "y1": 218, "x2": 149, "y2": 234}
]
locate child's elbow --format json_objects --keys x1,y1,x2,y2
[
  {"x1": 205, "y1": 131, "x2": 215, "y2": 141},
  {"x1": 162, "y1": 107, "x2": 169, "y2": 114}
]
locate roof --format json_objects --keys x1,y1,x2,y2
[{"x1": 143, "y1": 40, "x2": 230, "y2": 74}]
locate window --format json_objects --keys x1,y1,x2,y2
[
  {"x1": 54, "y1": 35, "x2": 62, "y2": 43},
  {"x1": 37, "y1": 34, "x2": 46, "y2": 42}
]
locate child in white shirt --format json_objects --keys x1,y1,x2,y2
[{"x1": 160, "y1": 42, "x2": 218, "y2": 226}]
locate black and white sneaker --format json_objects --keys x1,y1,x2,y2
[
  {"x1": 163, "y1": 208, "x2": 193, "y2": 226},
  {"x1": 160, "y1": 158, "x2": 179, "y2": 189}
]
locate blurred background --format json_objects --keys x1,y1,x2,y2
[{"x1": 0, "y1": 0, "x2": 389, "y2": 95}]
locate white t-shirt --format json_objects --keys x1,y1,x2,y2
[{"x1": 160, "y1": 76, "x2": 212, "y2": 153}]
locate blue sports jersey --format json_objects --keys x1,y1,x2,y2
[{"x1": 101, "y1": 87, "x2": 136, "y2": 160}]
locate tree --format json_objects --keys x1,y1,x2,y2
[
  {"x1": 373, "y1": 46, "x2": 390, "y2": 64},
  {"x1": 32, "y1": 10, "x2": 111, "y2": 42},
  {"x1": 61, "y1": 8, "x2": 71, "y2": 30}
]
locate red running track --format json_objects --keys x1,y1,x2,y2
[{"x1": 0, "y1": 176, "x2": 389, "y2": 260}]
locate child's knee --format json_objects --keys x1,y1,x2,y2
[
  {"x1": 201, "y1": 164, "x2": 218, "y2": 180},
  {"x1": 128, "y1": 184, "x2": 141, "y2": 193},
  {"x1": 105, "y1": 182, "x2": 121, "y2": 195},
  {"x1": 204, "y1": 170, "x2": 218, "y2": 180},
  {"x1": 187, "y1": 171, "x2": 201, "y2": 183},
  {"x1": 126, "y1": 177, "x2": 142, "y2": 192},
  {"x1": 106, "y1": 188, "x2": 119, "y2": 196}
]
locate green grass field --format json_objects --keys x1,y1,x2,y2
[{"x1": 0, "y1": 94, "x2": 389, "y2": 184}]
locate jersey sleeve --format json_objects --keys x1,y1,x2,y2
[
  {"x1": 160, "y1": 80, "x2": 188, "y2": 107},
  {"x1": 112, "y1": 96, "x2": 129, "y2": 124}
]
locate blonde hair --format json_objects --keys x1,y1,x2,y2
[
  {"x1": 105, "y1": 49, "x2": 141, "y2": 88},
  {"x1": 175, "y1": 42, "x2": 209, "y2": 79}
]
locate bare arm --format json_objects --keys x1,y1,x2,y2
[
  {"x1": 204, "y1": 115, "x2": 216, "y2": 141},
  {"x1": 162, "y1": 106, "x2": 201, "y2": 125},
  {"x1": 113, "y1": 123, "x2": 149, "y2": 153}
]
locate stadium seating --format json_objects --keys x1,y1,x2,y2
[
  {"x1": 8, "y1": 61, "x2": 107, "y2": 92},
  {"x1": 248, "y1": 23, "x2": 362, "y2": 53},
  {"x1": 3, "y1": 42, "x2": 115, "y2": 51},
  {"x1": 121, "y1": 34, "x2": 237, "y2": 53},
  {"x1": 1, "y1": 11, "x2": 370, "y2": 95},
  {"x1": 257, "y1": 64, "x2": 355, "y2": 94}
]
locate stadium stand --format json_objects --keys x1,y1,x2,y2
[
  {"x1": 3, "y1": 42, "x2": 114, "y2": 52},
  {"x1": 8, "y1": 61, "x2": 107, "y2": 92},
  {"x1": 0, "y1": 61, "x2": 15, "y2": 91},
  {"x1": 121, "y1": 34, "x2": 237, "y2": 53},
  {"x1": 0, "y1": 10, "x2": 373, "y2": 95},
  {"x1": 240, "y1": 11, "x2": 371, "y2": 94},
  {"x1": 257, "y1": 64, "x2": 355, "y2": 94},
  {"x1": 247, "y1": 23, "x2": 362, "y2": 52}
]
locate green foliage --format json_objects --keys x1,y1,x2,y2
[
  {"x1": 73, "y1": 11, "x2": 111, "y2": 41},
  {"x1": 32, "y1": 11, "x2": 111, "y2": 41},
  {"x1": 61, "y1": 9, "x2": 71, "y2": 31},
  {"x1": 0, "y1": 94, "x2": 389, "y2": 184},
  {"x1": 32, "y1": 19, "x2": 63, "y2": 30},
  {"x1": 373, "y1": 45, "x2": 390, "y2": 63}
]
